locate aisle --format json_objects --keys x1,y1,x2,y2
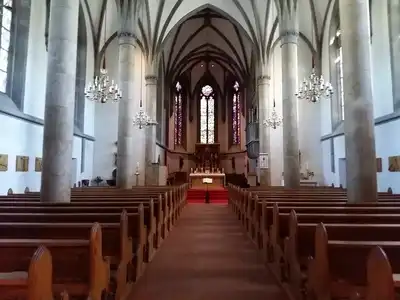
[{"x1": 129, "y1": 204, "x2": 287, "y2": 300}]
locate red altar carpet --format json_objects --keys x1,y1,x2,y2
[{"x1": 186, "y1": 188, "x2": 228, "y2": 204}]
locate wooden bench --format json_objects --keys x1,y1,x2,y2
[
  {"x1": 362, "y1": 246, "x2": 398, "y2": 300},
  {"x1": 0, "y1": 199, "x2": 163, "y2": 253},
  {"x1": 0, "y1": 209, "x2": 135, "y2": 300},
  {"x1": 0, "y1": 223, "x2": 110, "y2": 300},
  {"x1": 0, "y1": 245, "x2": 69, "y2": 300},
  {"x1": 307, "y1": 223, "x2": 400, "y2": 300},
  {"x1": 226, "y1": 184, "x2": 400, "y2": 300},
  {"x1": 286, "y1": 212, "x2": 400, "y2": 299}
]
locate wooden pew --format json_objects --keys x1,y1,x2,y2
[
  {"x1": 0, "y1": 223, "x2": 110, "y2": 300},
  {"x1": 285, "y1": 211, "x2": 400, "y2": 299},
  {"x1": 0, "y1": 194, "x2": 174, "y2": 244},
  {"x1": 226, "y1": 184, "x2": 400, "y2": 300},
  {"x1": 0, "y1": 199, "x2": 161, "y2": 257},
  {"x1": 307, "y1": 223, "x2": 400, "y2": 300},
  {"x1": 0, "y1": 245, "x2": 68, "y2": 300},
  {"x1": 0, "y1": 209, "x2": 148, "y2": 271},
  {"x1": 0, "y1": 210, "x2": 135, "y2": 300},
  {"x1": 363, "y1": 246, "x2": 397, "y2": 300}
]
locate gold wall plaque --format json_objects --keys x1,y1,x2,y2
[
  {"x1": 0, "y1": 154, "x2": 8, "y2": 171},
  {"x1": 35, "y1": 157, "x2": 42, "y2": 172},
  {"x1": 16, "y1": 156, "x2": 29, "y2": 172},
  {"x1": 388, "y1": 156, "x2": 400, "y2": 172}
]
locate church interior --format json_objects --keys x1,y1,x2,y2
[{"x1": 0, "y1": 0, "x2": 399, "y2": 299}]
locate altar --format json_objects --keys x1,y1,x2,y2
[
  {"x1": 190, "y1": 143, "x2": 225, "y2": 189},
  {"x1": 189, "y1": 172, "x2": 226, "y2": 189}
]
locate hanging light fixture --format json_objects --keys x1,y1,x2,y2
[
  {"x1": 133, "y1": 100, "x2": 157, "y2": 129},
  {"x1": 85, "y1": 10, "x2": 121, "y2": 103},
  {"x1": 263, "y1": 58, "x2": 282, "y2": 129},
  {"x1": 263, "y1": 99, "x2": 282, "y2": 129},
  {"x1": 296, "y1": 19, "x2": 334, "y2": 103},
  {"x1": 295, "y1": 68, "x2": 333, "y2": 103},
  {"x1": 133, "y1": 56, "x2": 157, "y2": 129}
]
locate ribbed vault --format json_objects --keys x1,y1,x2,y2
[{"x1": 161, "y1": 7, "x2": 254, "y2": 84}]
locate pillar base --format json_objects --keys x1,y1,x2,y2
[
  {"x1": 259, "y1": 169, "x2": 271, "y2": 186},
  {"x1": 145, "y1": 164, "x2": 167, "y2": 186}
]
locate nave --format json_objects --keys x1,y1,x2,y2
[{"x1": 129, "y1": 204, "x2": 285, "y2": 300}]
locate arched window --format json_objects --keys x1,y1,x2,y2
[
  {"x1": 232, "y1": 81, "x2": 241, "y2": 144},
  {"x1": 388, "y1": 0, "x2": 400, "y2": 108},
  {"x1": 174, "y1": 81, "x2": 183, "y2": 146},
  {"x1": 329, "y1": 12, "x2": 345, "y2": 126},
  {"x1": 333, "y1": 28, "x2": 344, "y2": 120},
  {"x1": 200, "y1": 85, "x2": 215, "y2": 144},
  {"x1": 0, "y1": 1, "x2": 13, "y2": 93}
]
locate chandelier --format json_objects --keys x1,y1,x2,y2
[
  {"x1": 295, "y1": 69, "x2": 333, "y2": 103},
  {"x1": 85, "y1": 69, "x2": 122, "y2": 103},
  {"x1": 133, "y1": 100, "x2": 157, "y2": 129},
  {"x1": 263, "y1": 100, "x2": 282, "y2": 129}
]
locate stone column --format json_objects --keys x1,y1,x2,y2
[
  {"x1": 280, "y1": 13, "x2": 300, "y2": 188},
  {"x1": 116, "y1": 32, "x2": 136, "y2": 189},
  {"x1": 144, "y1": 72, "x2": 158, "y2": 185},
  {"x1": 388, "y1": 0, "x2": 400, "y2": 106},
  {"x1": 40, "y1": 0, "x2": 79, "y2": 202},
  {"x1": 258, "y1": 74, "x2": 271, "y2": 186},
  {"x1": 339, "y1": 0, "x2": 377, "y2": 203}
]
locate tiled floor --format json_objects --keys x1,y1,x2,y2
[{"x1": 129, "y1": 204, "x2": 287, "y2": 300}]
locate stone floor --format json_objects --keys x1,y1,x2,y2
[{"x1": 129, "y1": 204, "x2": 287, "y2": 300}]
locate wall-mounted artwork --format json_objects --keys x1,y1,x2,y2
[
  {"x1": 35, "y1": 157, "x2": 42, "y2": 172},
  {"x1": 0, "y1": 154, "x2": 8, "y2": 171},
  {"x1": 16, "y1": 156, "x2": 29, "y2": 172},
  {"x1": 388, "y1": 156, "x2": 400, "y2": 172},
  {"x1": 376, "y1": 158, "x2": 382, "y2": 172}
]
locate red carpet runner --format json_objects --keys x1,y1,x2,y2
[{"x1": 187, "y1": 188, "x2": 228, "y2": 204}]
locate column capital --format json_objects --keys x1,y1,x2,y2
[
  {"x1": 280, "y1": 30, "x2": 299, "y2": 46},
  {"x1": 118, "y1": 31, "x2": 136, "y2": 45},
  {"x1": 257, "y1": 75, "x2": 270, "y2": 85},
  {"x1": 145, "y1": 74, "x2": 158, "y2": 84}
]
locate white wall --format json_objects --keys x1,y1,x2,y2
[
  {"x1": 0, "y1": 0, "x2": 95, "y2": 194},
  {"x1": 268, "y1": 29, "x2": 324, "y2": 186},
  {"x1": 320, "y1": 1, "x2": 400, "y2": 192},
  {"x1": 92, "y1": 41, "x2": 148, "y2": 185}
]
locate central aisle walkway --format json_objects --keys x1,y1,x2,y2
[{"x1": 129, "y1": 204, "x2": 287, "y2": 300}]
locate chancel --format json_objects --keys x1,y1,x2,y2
[{"x1": 0, "y1": 0, "x2": 399, "y2": 299}]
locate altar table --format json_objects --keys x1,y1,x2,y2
[{"x1": 189, "y1": 173, "x2": 226, "y2": 189}]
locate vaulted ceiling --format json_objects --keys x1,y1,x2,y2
[
  {"x1": 79, "y1": 0, "x2": 337, "y2": 76},
  {"x1": 161, "y1": 8, "x2": 253, "y2": 83}
]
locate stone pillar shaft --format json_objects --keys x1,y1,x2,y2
[
  {"x1": 258, "y1": 75, "x2": 271, "y2": 186},
  {"x1": 41, "y1": 0, "x2": 79, "y2": 202},
  {"x1": 145, "y1": 75, "x2": 158, "y2": 164},
  {"x1": 281, "y1": 18, "x2": 300, "y2": 188},
  {"x1": 145, "y1": 74, "x2": 158, "y2": 185},
  {"x1": 339, "y1": 0, "x2": 377, "y2": 202},
  {"x1": 116, "y1": 33, "x2": 136, "y2": 189}
]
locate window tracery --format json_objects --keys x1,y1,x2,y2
[
  {"x1": 174, "y1": 81, "x2": 183, "y2": 146},
  {"x1": 200, "y1": 85, "x2": 215, "y2": 144},
  {"x1": 232, "y1": 81, "x2": 241, "y2": 144}
]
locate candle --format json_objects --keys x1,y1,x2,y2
[{"x1": 137, "y1": 162, "x2": 139, "y2": 168}]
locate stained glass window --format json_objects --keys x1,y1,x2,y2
[
  {"x1": 200, "y1": 85, "x2": 215, "y2": 144},
  {"x1": 0, "y1": 1, "x2": 12, "y2": 93},
  {"x1": 232, "y1": 81, "x2": 241, "y2": 144},
  {"x1": 174, "y1": 82, "x2": 183, "y2": 146}
]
